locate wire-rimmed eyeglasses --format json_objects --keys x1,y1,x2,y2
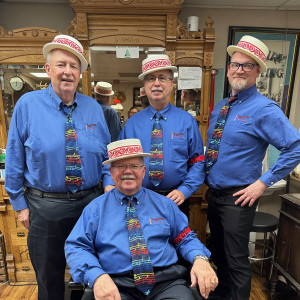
[
  {"x1": 228, "y1": 62, "x2": 258, "y2": 72},
  {"x1": 111, "y1": 164, "x2": 145, "y2": 172},
  {"x1": 144, "y1": 75, "x2": 172, "y2": 83}
]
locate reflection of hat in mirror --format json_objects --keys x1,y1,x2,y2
[
  {"x1": 138, "y1": 87, "x2": 146, "y2": 98},
  {"x1": 138, "y1": 54, "x2": 177, "y2": 80},
  {"x1": 102, "y1": 139, "x2": 150, "y2": 165},
  {"x1": 43, "y1": 34, "x2": 88, "y2": 72},
  {"x1": 227, "y1": 35, "x2": 268, "y2": 73},
  {"x1": 94, "y1": 81, "x2": 114, "y2": 96}
]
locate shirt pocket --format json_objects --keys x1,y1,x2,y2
[
  {"x1": 143, "y1": 221, "x2": 170, "y2": 250},
  {"x1": 167, "y1": 132, "x2": 188, "y2": 163}
]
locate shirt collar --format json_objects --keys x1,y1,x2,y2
[
  {"x1": 114, "y1": 187, "x2": 145, "y2": 205},
  {"x1": 229, "y1": 84, "x2": 257, "y2": 103},
  {"x1": 149, "y1": 102, "x2": 171, "y2": 120}
]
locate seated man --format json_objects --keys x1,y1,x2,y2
[{"x1": 65, "y1": 139, "x2": 218, "y2": 300}]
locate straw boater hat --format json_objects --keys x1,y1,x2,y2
[
  {"x1": 138, "y1": 87, "x2": 146, "y2": 98},
  {"x1": 103, "y1": 139, "x2": 150, "y2": 165},
  {"x1": 94, "y1": 81, "x2": 114, "y2": 96},
  {"x1": 227, "y1": 35, "x2": 268, "y2": 73},
  {"x1": 138, "y1": 54, "x2": 177, "y2": 80},
  {"x1": 43, "y1": 34, "x2": 88, "y2": 73}
]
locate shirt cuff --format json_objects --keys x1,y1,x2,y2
[
  {"x1": 260, "y1": 170, "x2": 280, "y2": 187},
  {"x1": 177, "y1": 185, "x2": 191, "y2": 199},
  {"x1": 9, "y1": 195, "x2": 28, "y2": 211},
  {"x1": 84, "y1": 267, "x2": 106, "y2": 288},
  {"x1": 186, "y1": 248, "x2": 211, "y2": 264}
]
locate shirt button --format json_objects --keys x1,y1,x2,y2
[{"x1": 271, "y1": 182, "x2": 274, "y2": 184}]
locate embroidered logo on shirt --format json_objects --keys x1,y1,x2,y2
[
  {"x1": 171, "y1": 132, "x2": 185, "y2": 139},
  {"x1": 149, "y1": 217, "x2": 165, "y2": 224},
  {"x1": 85, "y1": 124, "x2": 96, "y2": 130},
  {"x1": 233, "y1": 115, "x2": 250, "y2": 122}
]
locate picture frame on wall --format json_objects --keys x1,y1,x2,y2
[
  {"x1": 225, "y1": 26, "x2": 300, "y2": 117},
  {"x1": 133, "y1": 87, "x2": 142, "y2": 107}
]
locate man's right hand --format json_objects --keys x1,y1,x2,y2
[
  {"x1": 93, "y1": 274, "x2": 121, "y2": 300},
  {"x1": 17, "y1": 208, "x2": 30, "y2": 229}
]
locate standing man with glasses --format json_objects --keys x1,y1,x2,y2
[
  {"x1": 205, "y1": 35, "x2": 300, "y2": 300},
  {"x1": 65, "y1": 138, "x2": 218, "y2": 300},
  {"x1": 119, "y1": 55, "x2": 206, "y2": 218},
  {"x1": 5, "y1": 34, "x2": 114, "y2": 300}
]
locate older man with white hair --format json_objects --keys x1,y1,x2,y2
[
  {"x1": 5, "y1": 34, "x2": 113, "y2": 300},
  {"x1": 65, "y1": 138, "x2": 218, "y2": 300}
]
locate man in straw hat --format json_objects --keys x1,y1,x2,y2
[
  {"x1": 94, "y1": 81, "x2": 122, "y2": 141},
  {"x1": 205, "y1": 35, "x2": 300, "y2": 300},
  {"x1": 119, "y1": 54, "x2": 205, "y2": 218},
  {"x1": 5, "y1": 34, "x2": 114, "y2": 300},
  {"x1": 65, "y1": 138, "x2": 218, "y2": 300}
]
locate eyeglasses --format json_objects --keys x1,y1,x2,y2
[
  {"x1": 144, "y1": 75, "x2": 172, "y2": 83},
  {"x1": 228, "y1": 62, "x2": 258, "y2": 72},
  {"x1": 111, "y1": 164, "x2": 145, "y2": 172}
]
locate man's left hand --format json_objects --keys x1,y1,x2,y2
[
  {"x1": 166, "y1": 190, "x2": 185, "y2": 206},
  {"x1": 190, "y1": 259, "x2": 218, "y2": 299},
  {"x1": 104, "y1": 185, "x2": 115, "y2": 193},
  {"x1": 233, "y1": 179, "x2": 267, "y2": 207}
]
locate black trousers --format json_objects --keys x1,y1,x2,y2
[
  {"x1": 83, "y1": 264, "x2": 195, "y2": 300},
  {"x1": 25, "y1": 188, "x2": 101, "y2": 300},
  {"x1": 207, "y1": 187, "x2": 258, "y2": 300}
]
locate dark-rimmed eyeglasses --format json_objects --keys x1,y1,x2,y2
[
  {"x1": 144, "y1": 75, "x2": 172, "y2": 83},
  {"x1": 111, "y1": 164, "x2": 145, "y2": 172},
  {"x1": 228, "y1": 62, "x2": 258, "y2": 72}
]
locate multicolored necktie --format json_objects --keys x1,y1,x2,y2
[
  {"x1": 149, "y1": 112, "x2": 164, "y2": 186},
  {"x1": 126, "y1": 196, "x2": 156, "y2": 295},
  {"x1": 206, "y1": 96, "x2": 238, "y2": 172},
  {"x1": 61, "y1": 103, "x2": 82, "y2": 192}
]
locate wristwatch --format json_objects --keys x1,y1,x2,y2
[{"x1": 193, "y1": 255, "x2": 209, "y2": 264}]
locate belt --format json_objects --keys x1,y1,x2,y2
[
  {"x1": 208, "y1": 185, "x2": 249, "y2": 197},
  {"x1": 26, "y1": 184, "x2": 100, "y2": 200}
]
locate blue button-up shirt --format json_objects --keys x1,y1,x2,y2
[
  {"x1": 119, "y1": 104, "x2": 205, "y2": 199},
  {"x1": 5, "y1": 84, "x2": 113, "y2": 211},
  {"x1": 206, "y1": 84, "x2": 300, "y2": 189},
  {"x1": 65, "y1": 187, "x2": 210, "y2": 287}
]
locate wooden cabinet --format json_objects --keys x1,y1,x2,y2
[
  {"x1": 0, "y1": 180, "x2": 35, "y2": 282},
  {"x1": 271, "y1": 193, "x2": 300, "y2": 298}
]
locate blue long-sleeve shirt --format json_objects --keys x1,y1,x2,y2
[
  {"x1": 98, "y1": 100, "x2": 122, "y2": 142},
  {"x1": 119, "y1": 104, "x2": 205, "y2": 199},
  {"x1": 5, "y1": 84, "x2": 113, "y2": 211},
  {"x1": 206, "y1": 84, "x2": 300, "y2": 190},
  {"x1": 65, "y1": 187, "x2": 210, "y2": 287}
]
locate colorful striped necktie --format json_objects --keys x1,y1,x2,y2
[
  {"x1": 61, "y1": 103, "x2": 82, "y2": 192},
  {"x1": 206, "y1": 96, "x2": 238, "y2": 172},
  {"x1": 149, "y1": 112, "x2": 164, "y2": 186},
  {"x1": 126, "y1": 196, "x2": 156, "y2": 295}
]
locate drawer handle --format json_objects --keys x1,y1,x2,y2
[
  {"x1": 17, "y1": 232, "x2": 25, "y2": 237},
  {"x1": 22, "y1": 266, "x2": 30, "y2": 271}
]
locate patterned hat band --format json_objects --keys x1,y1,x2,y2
[
  {"x1": 95, "y1": 86, "x2": 113, "y2": 95},
  {"x1": 142, "y1": 58, "x2": 171, "y2": 73},
  {"x1": 237, "y1": 41, "x2": 266, "y2": 62},
  {"x1": 103, "y1": 139, "x2": 150, "y2": 165},
  {"x1": 108, "y1": 145, "x2": 143, "y2": 160},
  {"x1": 52, "y1": 37, "x2": 83, "y2": 54}
]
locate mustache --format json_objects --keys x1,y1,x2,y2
[
  {"x1": 121, "y1": 175, "x2": 135, "y2": 180},
  {"x1": 151, "y1": 88, "x2": 163, "y2": 92}
]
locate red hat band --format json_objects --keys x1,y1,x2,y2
[
  {"x1": 237, "y1": 41, "x2": 266, "y2": 62},
  {"x1": 142, "y1": 58, "x2": 171, "y2": 73},
  {"x1": 108, "y1": 145, "x2": 143, "y2": 160},
  {"x1": 53, "y1": 37, "x2": 83, "y2": 55},
  {"x1": 95, "y1": 86, "x2": 113, "y2": 95}
]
